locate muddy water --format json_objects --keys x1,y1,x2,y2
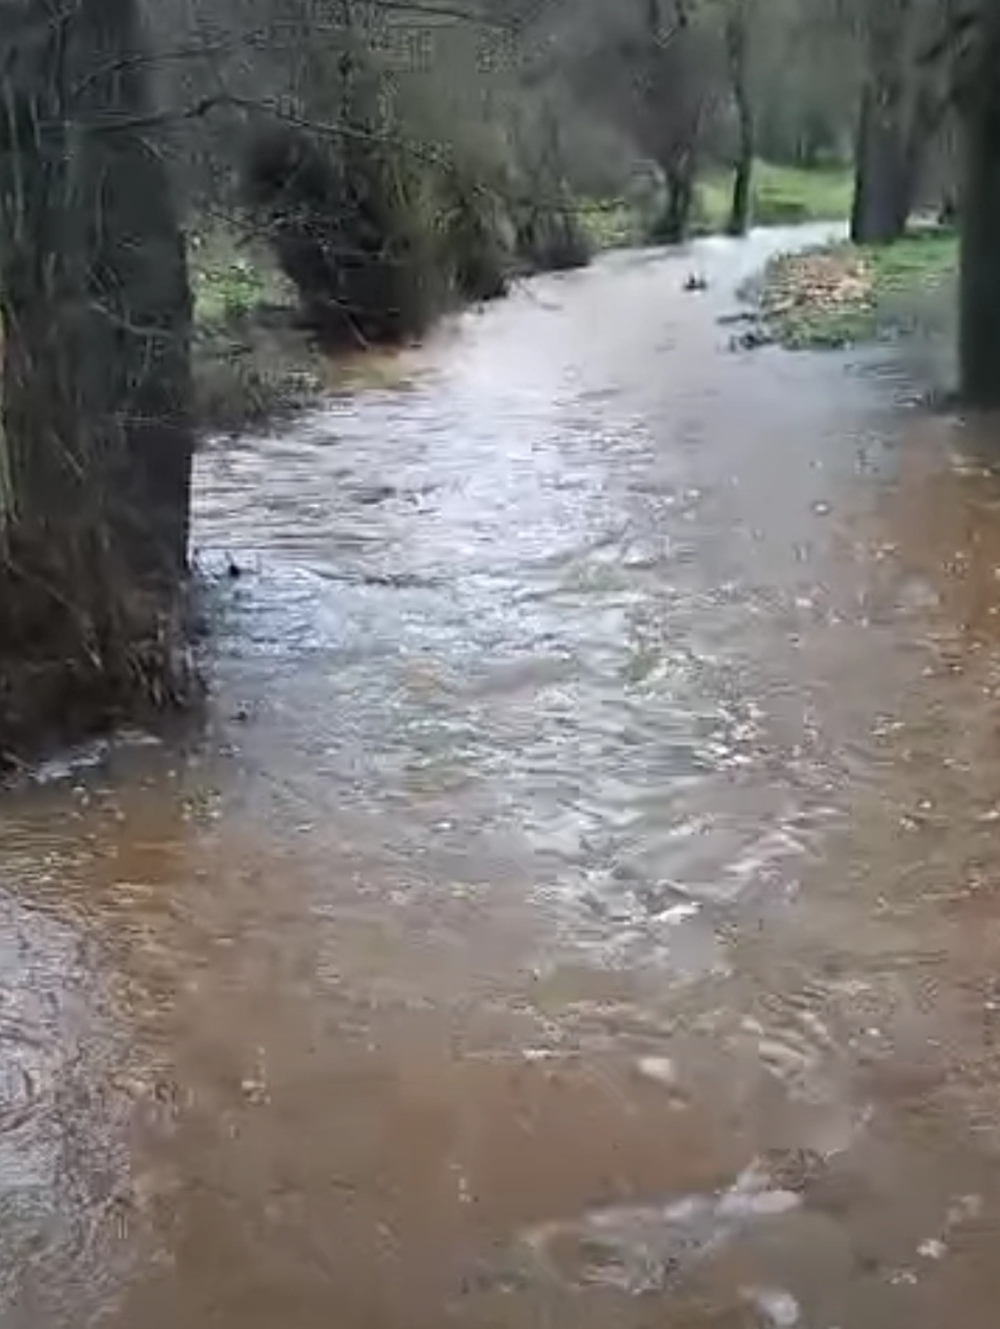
[{"x1": 5, "y1": 225, "x2": 1000, "y2": 1328}]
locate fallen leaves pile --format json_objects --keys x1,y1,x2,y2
[{"x1": 763, "y1": 249, "x2": 874, "y2": 317}]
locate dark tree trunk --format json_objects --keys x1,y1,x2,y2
[
  {"x1": 959, "y1": 0, "x2": 1000, "y2": 408},
  {"x1": 726, "y1": 8, "x2": 754, "y2": 237},
  {"x1": 0, "y1": 0, "x2": 195, "y2": 750},
  {"x1": 728, "y1": 143, "x2": 754, "y2": 238},
  {"x1": 639, "y1": 0, "x2": 701, "y2": 245},
  {"x1": 849, "y1": 0, "x2": 940, "y2": 248},
  {"x1": 850, "y1": 84, "x2": 911, "y2": 244},
  {"x1": 0, "y1": 0, "x2": 194, "y2": 584},
  {"x1": 658, "y1": 153, "x2": 696, "y2": 243}
]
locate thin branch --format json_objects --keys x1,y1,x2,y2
[{"x1": 71, "y1": 0, "x2": 523, "y2": 100}]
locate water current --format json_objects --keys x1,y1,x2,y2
[{"x1": 3, "y1": 226, "x2": 1000, "y2": 1328}]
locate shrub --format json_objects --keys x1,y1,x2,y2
[
  {"x1": 513, "y1": 198, "x2": 592, "y2": 272},
  {"x1": 243, "y1": 119, "x2": 443, "y2": 347},
  {"x1": 436, "y1": 161, "x2": 513, "y2": 302}
]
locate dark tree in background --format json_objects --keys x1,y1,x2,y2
[
  {"x1": 724, "y1": 0, "x2": 755, "y2": 235},
  {"x1": 849, "y1": 0, "x2": 946, "y2": 244},
  {"x1": 638, "y1": 0, "x2": 713, "y2": 243}
]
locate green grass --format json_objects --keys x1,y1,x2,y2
[
  {"x1": 762, "y1": 228, "x2": 958, "y2": 350},
  {"x1": 866, "y1": 228, "x2": 957, "y2": 292},
  {"x1": 699, "y1": 160, "x2": 854, "y2": 231},
  {"x1": 577, "y1": 161, "x2": 853, "y2": 253}
]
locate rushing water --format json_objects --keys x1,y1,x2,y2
[{"x1": 4, "y1": 225, "x2": 1000, "y2": 1328}]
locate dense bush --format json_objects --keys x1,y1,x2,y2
[
  {"x1": 511, "y1": 181, "x2": 592, "y2": 273},
  {"x1": 437, "y1": 161, "x2": 514, "y2": 302},
  {"x1": 243, "y1": 118, "x2": 442, "y2": 346},
  {"x1": 242, "y1": 102, "x2": 594, "y2": 345},
  {"x1": 515, "y1": 204, "x2": 592, "y2": 271}
]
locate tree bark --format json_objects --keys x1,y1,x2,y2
[
  {"x1": 655, "y1": 151, "x2": 696, "y2": 243},
  {"x1": 725, "y1": 7, "x2": 754, "y2": 237},
  {"x1": 958, "y1": 0, "x2": 1000, "y2": 408},
  {"x1": 0, "y1": 0, "x2": 194, "y2": 585},
  {"x1": 850, "y1": 83, "x2": 911, "y2": 244},
  {"x1": 849, "y1": 0, "x2": 932, "y2": 247},
  {"x1": 639, "y1": 0, "x2": 701, "y2": 244},
  {"x1": 728, "y1": 135, "x2": 754, "y2": 238}
]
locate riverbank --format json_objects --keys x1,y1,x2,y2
[
  {"x1": 193, "y1": 163, "x2": 856, "y2": 437},
  {"x1": 580, "y1": 162, "x2": 853, "y2": 250},
  {"x1": 190, "y1": 213, "x2": 590, "y2": 434},
  {"x1": 191, "y1": 237, "x2": 329, "y2": 434},
  {"x1": 760, "y1": 228, "x2": 957, "y2": 349}
]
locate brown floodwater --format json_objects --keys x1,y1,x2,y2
[{"x1": 4, "y1": 226, "x2": 1000, "y2": 1328}]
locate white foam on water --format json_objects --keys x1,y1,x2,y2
[
  {"x1": 743, "y1": 1286, "x2": 801, "y2": 1327},
  {"x1": 521, "y1": 1154, "x2": 803, "y2": 1294}
]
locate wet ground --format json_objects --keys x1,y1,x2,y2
[{"x1": 3, "y1": 225, "x2": 1000, "y2": 1328}]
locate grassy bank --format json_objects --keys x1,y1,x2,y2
[
  {"x1": 761, "y1": 229, "x2": 958, "y2": 349},
  {"x1": 579, "y1": 161, "x2": 854, "y2": 253},
  {"x1": 700, "y1": 161, "x2": 853, "y2": 231}
]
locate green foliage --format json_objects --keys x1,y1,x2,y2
[
  {"x1": 191, "y1": 233, "x2": 296, "y2": 325},
  {"x1": 578, "y1": 199, "x2": 641, "y2": 249},
  {"x1": 756, "y1": 163, "x2": 854, "y2": 225}
]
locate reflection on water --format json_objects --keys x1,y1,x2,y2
[{"x1": 4, "y1": 226, "x2": 1000, "y2": 1326}]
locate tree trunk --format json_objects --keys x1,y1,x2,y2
[
  {"x1": 640, "y1": 0, "x2": 700, "y2": 245},
  {"x1": 850, "y1": 83, "x2": 911, "y2": 244},
  {"x1": 0, "y1": 0, "x2": 195, "y2": 749},
  {"x1": 959, "y1": 0, "x2": 1000, "y2": 408},
  {"x1": 658, "y1": 154, "x2": 696, "y2": 243},
  {"x1": 849, "y1": 0, "x2": 942, "y2": 248},
  {"x1": 726, "y1": 7, "x2": 754, "y2": 237},
  {"x1": 728, "y1": 141, "x2": 754, "y2": 238},
  {"x1": 0, "y1": 0, "x2": 194, "y2": 585}
]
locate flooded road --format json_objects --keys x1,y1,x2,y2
[{"x1": 4, "y1": 225, "x2": 1000, "y2": 1327}]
